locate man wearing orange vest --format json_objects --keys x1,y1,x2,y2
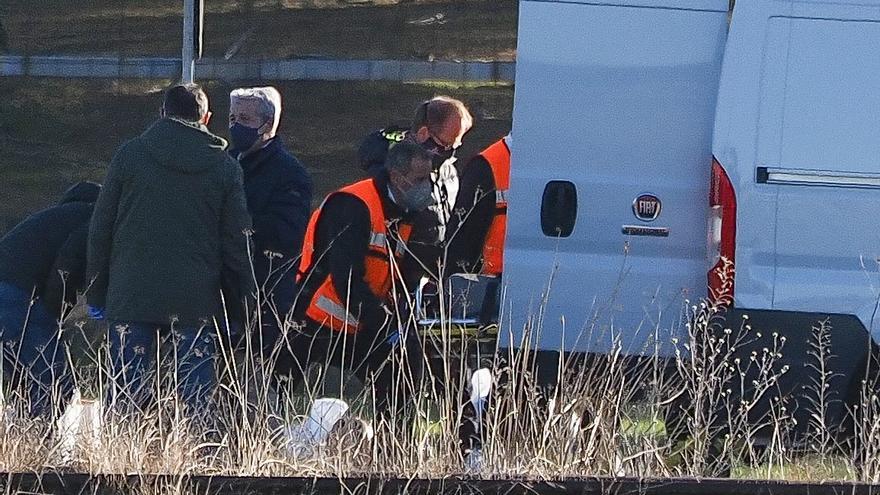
[
  {"x1": 447, "y1": 134, "x2": 511, "y2": 276},
  {"x1": 287, "y1": 141, "x2": 435, "y2": 415},
  {"x1": 437, "y1": 134, "x2": 511, "y2": 464},
  {"x1": 358, "y1": 97, "x2": 474, "y2": 288}
]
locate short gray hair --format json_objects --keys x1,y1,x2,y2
[
  {"x1": 229, "y1": 86, "x2": 282, "y2": 134},
  {"x1": 385, "y1": 141, "x2": 432, "y2": 173}
]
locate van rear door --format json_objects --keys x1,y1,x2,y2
[
  {"x1": 501, "y1": 0, "x2": 729, "y2": 357},
  {"x1": 720, "y1": 1, "x2": 880, "y2": 336}
]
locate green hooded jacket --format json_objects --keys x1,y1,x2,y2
[{"x1": 87, "y1": 118, "x2": 255, "y2": 326}]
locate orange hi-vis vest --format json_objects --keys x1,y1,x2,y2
[
  {"x1": 297, "y1": 179, "x2": 411, "y2": 334},
  {"x1": 480, "y1": 137, "x2": 511, "y2": 276}
]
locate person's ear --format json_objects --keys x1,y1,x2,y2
[
  {"x1": 201, "y1": 110, "x2": 212, "y2": 126},
  {"x1": 258, "y1": 119, "x2": 273, "y2": 137},
  {"x1": 414, "y1": 126, "x2": 430, "y2": 143}
]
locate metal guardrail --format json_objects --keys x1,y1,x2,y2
[
  {"x1": 0, "y1": 55, "x2": 515, "y2": 83},
  {"x1": 2, "y1": 472, "x2": 877, "y2": 495}
]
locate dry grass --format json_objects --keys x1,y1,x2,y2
[
  {"x1": 0, "y1": 259, "x2": 876, "y2": 491},
  {"x1": 3, "y1": 0, "x2": 517, "y2": 61}
]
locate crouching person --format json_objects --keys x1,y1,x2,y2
[
  {"x1": 0, "y1": 181, "x2": 101, "y2": 417},
  {"x1": 86, "y1": 84, "x2": 254, "y2": 415},
  {"x1": 286, "y1": 141, "x2": 434, "y2": 430}
]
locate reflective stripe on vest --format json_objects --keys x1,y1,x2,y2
[
  {"x1": 314, "y1": 294, "x2": 359, "y2": 328},
  {"x1": 369, "y1": 232, "x2": 387, "y2": 250},
  {"x1": 480, "y1": 138, "x2": 511, "y2": 276},
  {"x1": 298, "y1": 178, "x2": 411, "y2": 334},
  {"x1": 394, "y1": 239, "x2": 408, "y2": 257}
]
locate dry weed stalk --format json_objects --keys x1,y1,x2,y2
[{"x1": 0, "y1": 255, "x2": 873, "y2": 485}]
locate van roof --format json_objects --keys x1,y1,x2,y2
[{"x1": 522, "y1": 0, "x2": 729, "y2": 12}]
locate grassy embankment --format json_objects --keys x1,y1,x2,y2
[
  {"x1": 3, "y1": 0, "x2": 517, "y2": 61},
  {"x1": 0, "y1": 77, "x2": 513, "y2": 232}
]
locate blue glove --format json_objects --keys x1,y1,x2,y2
[{"x1": 87, "y1": 305, "x2": 105, "y2": 321}]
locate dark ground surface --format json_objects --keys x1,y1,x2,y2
[
  {"x1": 0, "y1": 77, "x2": 513, "y2": 234},
  {"x1": 4, "y1": 471, "x2": 876, "y2": 495},
  {"x1": 3, "y1": 0, "x2": 517, "y2": 61},
  {"x1": 1, "y1": 1, "x2": 517, "y2": 231}
]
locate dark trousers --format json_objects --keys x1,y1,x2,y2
[
  {"x1": 0, "y1": 281, "x2": 71, "y2": 417},
  {"x1": 274, "y1": 321, "x2": 424, "y2": 422},
  {"x1": 106, "y1": 321, "x2": 216, "y2": 414}
]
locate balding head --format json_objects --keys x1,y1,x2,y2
[{"x1": 409, "y1": 96, "x2": 473, "y2": 166}]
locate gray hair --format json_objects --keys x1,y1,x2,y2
[
  {"x1": 385, "y1": 141, "x2": 433, "y2": 173},
  {"x1": 229, "y1": 86, "x2": 282, "y2": 134}
]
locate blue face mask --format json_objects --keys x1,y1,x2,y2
[
  {"x1": 229, "y1": 122, "x2": 262, "y2": 153},
  {"x1": 398, "y1": 178, "x2": 434, "y2": 212}
]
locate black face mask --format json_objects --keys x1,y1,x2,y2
[{"x1": 421, "y1": 136, "x2": 456, "y2": 168}]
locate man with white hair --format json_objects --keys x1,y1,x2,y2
[{"x1": 229, "y1": 86, "x2": 313, "y2": 338}]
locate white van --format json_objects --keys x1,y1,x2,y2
[
  {"x1": 501, "y1": 0, "x2": 729, "y2": 367},
  {"x1": 708, "y1": 0, "x2": 880, "y2": 426},
  {"x1": 500, "y1": 0, "x2": 880, "y2": 431}
]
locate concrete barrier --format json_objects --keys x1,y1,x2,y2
[{"x1": 0, "y1": 55, "x2": 515, "y2": 83}]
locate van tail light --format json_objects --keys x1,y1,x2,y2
[{"x1": 707, "y1": 156, "x2": 736, "y2": 306}]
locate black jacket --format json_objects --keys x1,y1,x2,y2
[
  {"x1": 0, "y1": 181, "x2": 101, "y2": 317},
  {"x1": 446, "y1": 154, "x2": 496, "y2": 274},
  {"x1": 295, "y1": 170, "x2": 413, "y2": 339},
  {"x1": 87, "y1": 118, "x2": 255, "y2": 326},
  {"x1": 235, "y1": 136, "x2": 313, "y2": 313},
  {"x1": 357, "y1": 126, "x2": 409, "y2": 174}
]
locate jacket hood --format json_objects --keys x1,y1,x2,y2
[
  {"x1": 59, "y1": 181, "x2": 102, "y2": 205},
  {"x1": 141, "y1": 118, "x2": 229, "y2": 174}
]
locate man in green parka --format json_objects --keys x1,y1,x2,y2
[{"x1": 87, "y1": 83, "x2": 255, "y2": 414}]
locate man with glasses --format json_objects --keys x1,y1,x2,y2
[{"x1": 357, "y1": 97, "x2": 474, "y2": 287}]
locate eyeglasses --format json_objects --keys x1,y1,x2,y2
[
  {"x1": 424, "y1": 134, "x2": 455, "y2": 153},
  {"x1": 417, "y1": 100, "x2": 457, "y2": 152}
]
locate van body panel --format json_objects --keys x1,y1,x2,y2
[
  {"x1": 763, "y1": 17, "x2": 880, "y2": 175},
  {"x1": 713, "y1": 0, "x2": 880, "y2": 339},
  {"x1": 788, "y1": 1, "x2": 880, "y2": 19},
  {"x1": 523, "y1": 0, "x2": 728, "y2": 11},
  {"x1": 502, "y1": 0, "x2": 728, "y2": 356},
  {"x1": 774, "y1": 187, "x2": 880, "y2": 334}
]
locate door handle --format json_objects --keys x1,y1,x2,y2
[{"x1": 540, "y1": 181, "x2": 577, "y2": 237}]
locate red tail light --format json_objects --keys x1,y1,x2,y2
[{"x1": 707, "y1": 156, "x2": 736, "y2": 306}]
